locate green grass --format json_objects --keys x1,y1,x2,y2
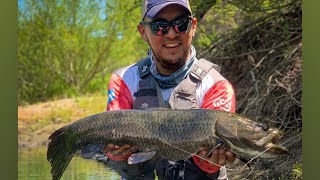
[
  {"x1": 75, "y1": 95, "x2": 107, "y2": 113},
  {"x1": 292, "y1": 162, "x2": 302, "y2": 179},
  {"x1": 19, "y1": 94, "x2": 108, "y2": 133}
]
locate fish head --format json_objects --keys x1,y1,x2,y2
[{"x1": 214, "y1": 112, "x2": 288, "y2": 159}]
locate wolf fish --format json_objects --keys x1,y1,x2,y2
[{"x1": 47, "y1": 108, "x2": 288, "y2": 180}]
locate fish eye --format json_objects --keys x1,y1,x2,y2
[
  {"x1": 253, "y1": 122, "x2": 269, "y2": 131},
  {"x1": 262, "y1": 124, "x2": 269, "y2": 131}
]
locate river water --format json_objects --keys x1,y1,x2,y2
[{"x1": 18, "y1": 147, "x2": 121, "y2": 180}]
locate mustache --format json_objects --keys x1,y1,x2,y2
[{"x1": 145, "y1": 36, "x2": 189, "y2": 70}]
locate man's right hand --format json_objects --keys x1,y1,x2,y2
[{"x1": 103, "y1": 144, "x2": 138, "y2": 161}]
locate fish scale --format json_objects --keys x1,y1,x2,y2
[{"x1": 47, "y1": 108, "x2": 288, "y2": 180}]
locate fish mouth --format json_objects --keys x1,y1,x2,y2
[
  {"x1": 214, "y1": 114, "x2": 289, "y2": 159},
  {"x1": 216, "y1": 125, "x2": 289, "y2": 159},
  {"x1": 251, "y1": 129, "x2": 289, "y2": 156}
]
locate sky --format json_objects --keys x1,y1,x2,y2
[{"x1": 18, "y1": 0, "x2": 108, "y2": 20}]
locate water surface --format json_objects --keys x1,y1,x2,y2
[{"x1": 18, "y1": 147, "x2": 120, "y2": 180}]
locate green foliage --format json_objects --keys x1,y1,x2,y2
[
  {"x1": 189, "y1": 0, "x2": 217, "y2": 19},
  {"x1": 292, "y1": 162, "x2": 302, "y2": 179},
  {"x1": 192, "y1": 0, "x2": 299, "y2": 52},
  {"x1": 18, "y1": 0, "x2": 148, "y2": 104},
  {"x1": 192, "y1": 0, "x2": 239, "y2": 50},
  {"x1": 229, "y1": 0, "x2": 299, "y2": 23},
  {"x1": 18, "y1": 0, "x2": 298, "y2": 104}
]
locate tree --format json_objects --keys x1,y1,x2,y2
[{"x1": 18, "y1": 0, "x2": 147, "y2": 103}]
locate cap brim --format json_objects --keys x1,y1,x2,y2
[{"x1": 145, "y1": 2, "x2": 191, "y2": 19}]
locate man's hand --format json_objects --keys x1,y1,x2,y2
[
  {"x1": 197, "y1": 147, "x2": 236, "y2": 166},
  {"x1": 103, "y1": 144, "x2": 138, "y2": 161},
  {"x1": 193, "y1": 147, "x2": 236, "y2": 174}
]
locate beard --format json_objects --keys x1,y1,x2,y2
[
  {"x1": 145, "y1": 36, "x2": 191, "y2": 71},
  {"x1": 151, "y1": 46, "x2": 190, "y2": 71}
]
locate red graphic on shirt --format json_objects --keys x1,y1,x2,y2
[
  {"x1": 106, "y1": 74, "x2": 133, "y2": 111},
  {"x1": 212, "y1": 98, "x2": 231, "y2": 111},
  {"x1": 201, "y1": 81, "x2": 236, "y2": 113}
]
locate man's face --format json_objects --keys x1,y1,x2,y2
[{"x1": 138, "y1": 5, "x2": 197, "y2": 75}]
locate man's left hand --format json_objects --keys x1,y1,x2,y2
[
  {"x1": 197, "y1": 147, "x2": 236, "y2": 166},
  {"x1": 193, "y1": 147, "x2": 236, "y2": 174}
]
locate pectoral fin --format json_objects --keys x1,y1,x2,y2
[{"x1": 128, "y1": 151, "x2": 157, "y2": 164}]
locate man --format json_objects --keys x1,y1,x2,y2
[{"x1": 82, "y1": 0, "x2": 236, "y2": 179}]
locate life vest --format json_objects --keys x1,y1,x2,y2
[
  {"x1": 124, "y1": 58, "x2": 227, "y2": 179},
  {"x1": 132, "y1": 57, "x2": 224, "y2": 110}
]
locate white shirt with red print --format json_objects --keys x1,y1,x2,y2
[{"x1": 106, "y1": 64, "x2": 235, "y2": 112}]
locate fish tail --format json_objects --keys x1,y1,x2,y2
[{"x1": 47, "y1": 127, "x2": 76, "y2": 180}]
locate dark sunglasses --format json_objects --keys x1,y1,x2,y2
[{"x1": 140, "y1": 16, "x2": 193, "y2": 35}]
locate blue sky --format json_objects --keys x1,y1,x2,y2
[
  {"x1": 18, "y1": 0, "x2": 108, "y2": 20},
  {"x1": 18, "y1": 0, "x2": 24, "y2": 10}
]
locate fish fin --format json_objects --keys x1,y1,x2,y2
[
  {"x1": 128, "y1": 151, "x2": 157, "y2": 164},
  {"x1": 168, "y1": 160, "x2": 177, "y2": 165},
  {"x1": 47, "y1": 127, "x2": 76, "y2": 180},
  {"x1": 79, "y1": 144, "x2": 105, "y2": 159},
  {"x1": 129, "y1": 152, "x2": 161, "y2": 175}
]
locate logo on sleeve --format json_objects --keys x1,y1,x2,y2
[
  {"x1": 108, "y1": 89, "x2": 116, "y2": 104},
  {"x1": 212, "y1": 98, "x2": 231, "y2": 111}
]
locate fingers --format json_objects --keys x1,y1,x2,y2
[
  {"x1": 195, "y1": 146, "x2": 209, "y2": 154},
  {"x1": 103, "y1": 144, "x2": 138, "y2": 155},
  {"x1": 195, "y1": 146, "x2": 209, "y2": 163},
  {"x1": 210, "y1": 149, "x2": 219, "y2": 164},
  {"x1": 196, "y1": 148, "x2": 219, "y2": 165},
  {"x1": 225, "y1": 150, "x2": 236, "y2": 162},
  {"x1": 112, "y1": 144, "x2": 131, "y2": 156},
  {"x1": 102, "y1": 144, "x2": 116, "y2": 154},
  {"x1": 197, "y1": 148, "x2": 235, "y2": 167},
  {"x1": 217, "y1": 149, "x2": 226, "y2": 165},
  {"x1": 204, "y1": 149, "x2": 220, "y2": 166},
  {"x1": 103, "y1": 144, "x2": 139, "y2": 161}
]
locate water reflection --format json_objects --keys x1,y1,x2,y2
[{"x1": 18, "y1": 147, "x2": 120, "y2": 180}]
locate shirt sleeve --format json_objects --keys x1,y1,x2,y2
[
  {"x1": 106, "y1": 73, "x2": 133, "y2": 111},
  {"x1": 201, "y1": 80, "x2": 236, "y2": 113}
]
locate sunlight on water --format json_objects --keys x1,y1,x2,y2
[{"x1": 18, "y1": 147, "x2": 120, "y2": 180}]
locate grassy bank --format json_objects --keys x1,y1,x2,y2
[{"x1": 18, "y1": 94, "x2": 107, "y2": 147}]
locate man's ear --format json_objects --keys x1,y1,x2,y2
[
  {"x1": 191, "y1": 17, "x2": 197, "y2": 37},
  {"x1": 137, "y1": 24, "x2": 148, "y2": 42}
]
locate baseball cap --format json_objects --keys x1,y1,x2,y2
[{"x1": 141, "y1": 0, "x2": 192, "y2": 20}]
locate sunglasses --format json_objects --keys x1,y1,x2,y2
[{"x1": 140, "y1": 16, "x2": 193, "y2": 35}]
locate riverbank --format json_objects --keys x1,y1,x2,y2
[{"x1": 18, "y1": 95, "x2": 107, "y2": 148}]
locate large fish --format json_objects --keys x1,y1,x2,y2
[{"x1": 47, "y1": 108, "x2": 288, "y2": 180}]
